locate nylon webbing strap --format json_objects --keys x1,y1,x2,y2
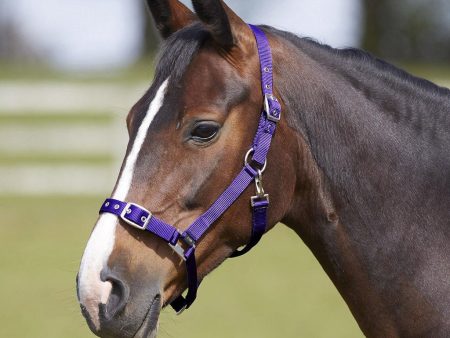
[{"x1": 230, "y1": 198, "x2": 269, "y2": 257}]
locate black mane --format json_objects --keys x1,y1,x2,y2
[
  {"x1": 156, "y1": 22, "x2": 450, "y2": 100},
  {"x1": 263, "y1": 25, "x2": 450, "y2": 98},
  {"x1": 154, "y1": 23, "x2": 208, "y2": 84}
]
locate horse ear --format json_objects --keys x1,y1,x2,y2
[
  {"x1": 191, "y1": 0, "x2": 251, "y2": 50},
  {"x1": 147, "y1": 0, "x2": 197, "y2": 39}
]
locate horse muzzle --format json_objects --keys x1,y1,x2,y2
[{"x1": 77, "y1": 269, "x2": 162, "y2": 338}]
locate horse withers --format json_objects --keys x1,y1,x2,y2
[{"x1": 77, "y1": 0, "x2": 450, "y2": 337}]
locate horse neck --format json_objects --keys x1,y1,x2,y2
[{"x1": 273, "y1": 35, "x2": 450, "y2": 336}]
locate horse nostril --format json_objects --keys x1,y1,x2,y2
[
  {"x1": 102, "y1": 275, "x2": 129, "y2": 321},
  {"x1": 76, "y1": 273, "x2": 80, "y2": 301}
]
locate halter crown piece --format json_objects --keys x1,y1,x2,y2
[{"x1": 99, "y1": 25, "x2": 281, "y2": 314}]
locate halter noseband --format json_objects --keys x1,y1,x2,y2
[{"x1": 99, "y1": 25, "x2": 280, "y2": 314}]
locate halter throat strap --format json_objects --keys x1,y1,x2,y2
[{"x1": 98, "y1": 24, "x2": 280, "y2": 314}]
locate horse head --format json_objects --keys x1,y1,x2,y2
[{"x1": 77, "y1": 1, "x2": 296, "y2": 337}]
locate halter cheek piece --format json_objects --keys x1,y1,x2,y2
[{"x1": 99, "y1": 25, "x2": 280, "y2": 314}]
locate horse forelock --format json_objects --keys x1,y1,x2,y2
[{"x1": 155, "y1": 23, "x2": 209, "y2": 86}]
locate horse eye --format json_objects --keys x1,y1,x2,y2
[{"x1": 191, "y1": 122, "x2": 219, "y2": 142}]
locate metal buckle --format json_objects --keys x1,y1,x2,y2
[
  {"x1": 119, "y1": 203, "x2": 152, "y2": 230},
  {"x1": 182, "y1": 233, "x2": 196, "y2": 247},
  {"x1": 169, "y1": 243, "x2": 187, "y2": 261},
  {"x1": 251, "y1": 194, "x2": 270, "y2": 207},
  {"x1": 169, "y1": 232, "x2": 196, "y2": 261},
  {"x1": 244, "y1": 148, "x2": 267, "y2": 173},
  {"x1": 264, "y1": 94, "x2": 281, "y2": 122},
  {"x1": 250, "y1": 170, "x2": 270, "y2": 207}
]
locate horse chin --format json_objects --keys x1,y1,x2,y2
[{"x1": 133, "y1": 294, "x2": 161, "y2": 338}]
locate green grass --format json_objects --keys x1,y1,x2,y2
[{"x1": 0, "y1": 196, "x2": 362, "y2": 338}]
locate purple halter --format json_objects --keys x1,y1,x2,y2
[{"x1": 99, "y1": 25, "x2": 280, "y2": 314}]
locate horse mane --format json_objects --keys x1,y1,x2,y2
[
  {"x1": 156, "y1": 22, "x2": 450, "y2": 101},
  {"x1": 262, "y1": 25, "x2": 450, "y2": 98}
]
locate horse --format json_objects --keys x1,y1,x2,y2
[{"x1": 76, "y1": 0, "x2": 450, "y2": 337}]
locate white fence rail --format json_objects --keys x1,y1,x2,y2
[
  {"x1": 0, "y1": 81, "x2": 146, "y2": 195},
  {"x1": 0, "y1": 124, "x2": 116, "y2": 154},
  {"x1": 0, "y1": 82, "x2": 146, "y2": 113}
]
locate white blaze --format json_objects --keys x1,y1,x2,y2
[{"x1": 78, "y1": 79, "x2": 169, "y2": 328}]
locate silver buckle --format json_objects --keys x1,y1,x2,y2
[
  {"x1": 250, "y1": 170, "x2": 270, "y2": 207},
  {"x1": 119, "y1": 203, "x2": 152, "y2": 230},
  {"x1": 183, "y1": 233, "x2": 196, "y2": 247},
  {"x1": 169, "y1": 232, "x2": 196, "y2": 261},
  {"x1": 169, "y1": 243, "x2": 187, "y2": 261},
  {"x1": 264, "y1": 94, "x2": 281, "y2": 122},
  {"x1": 251, "y1": 194, "x2": 269, "y2": 207},
  {"x1": 244, "y1": 148, "x2": 267, "y2": 174}
]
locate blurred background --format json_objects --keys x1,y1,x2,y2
[{"x1": 0, "y1": 0, "x2": 448, "y2": 337}]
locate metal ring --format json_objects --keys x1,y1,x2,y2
[{"x1": 244, "y1": 148, "x2": 267, "y2": 173}]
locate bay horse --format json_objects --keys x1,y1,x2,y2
[{"x1": 77, "y1": 0, "x2": 450, "y2": 337}]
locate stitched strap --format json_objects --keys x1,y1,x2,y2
[
  {"x1": 184, "y1": 164, "x2": 258, "y2": 241},
  {"x1": 231, "y1": 198, "x2": 269, "y2": 257},
  {"x1": 99, "y1": 199, "x2": 180, "y2": 245},
  {"x1": 248, "y1": 24, "x2": 281, "y2": 167},
  {"x1": 170, "y1": 247, "x2": 197, "y2": 313}
]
